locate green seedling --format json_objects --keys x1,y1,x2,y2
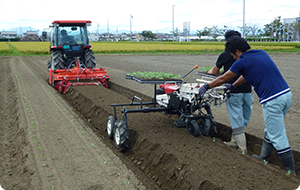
[
  {"x1": 104, "y1": 159, "x2": 108, "y2": 164},
  {"x1": 127, "y1": 71, "x2": 182, "y2": 80},
  {"x1": 48, "y1": 173, "x2": 52, "y2": 177},
  {"x1": 42, "y1": 164, "x2": 47, "y2": 167},
  {"x1": 40, "y1": 155, "x2": 44, "y2": 159}
]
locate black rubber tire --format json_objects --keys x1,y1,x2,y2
[
  {"x1": 84, "y1": 50, "x2": 96, "y2": 68},
  {"x1": 187, "y1": 120, "x2": 200, "y2": 137},
  {"x1": 106, "y1": 80, "x2": 111, "y2": 89},
  {"x1": 107, "y1": 116, "x2": 115, "y2": 139},
  {"x1": 51, "y1": 50, "x2": 64, "y2": 70},
  {"x1": 199, "y1": 117, "x2": 211, "y2": 136},
  {"x1": 114, "y1": 121, "x2": 130, "y2": 151},
  {"x1": 47, "y1": 60, "x2": 51, "y2": 69}
]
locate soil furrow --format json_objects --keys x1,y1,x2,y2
[
  {"x1": 1, "y1": 57, "x2": 146, "y2": 190},
  {"x1": 1, "y1": 55, "x2": 300, "y2": 190}
]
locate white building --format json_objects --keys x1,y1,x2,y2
[
  {"x1": 0, "y1": 31, "x2": 18, "y2": 39},
  {"x1": 89, "y1": 33, "x2": 99, "y2": 41},
  {"x1": 282, "y1": 12, "x2": 300, "y2": 41}
]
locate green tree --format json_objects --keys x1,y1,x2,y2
[
  {"x1": 238, "y1": 24, "x2": 250, "y2": 37},
  {"x1": 263, "y1": 16, "x2": 282, "y2": 38},
  {"x1": 141, "y1": 30, "x2": 155, "y2": 40},
  {"x1": 210, "y1": 25, "x2": 220, "y2": 38},
  {"x1": 196, "y1": 27, "x2": 211, "y2": 37}
]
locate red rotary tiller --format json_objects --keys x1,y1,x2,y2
[{"x1": 49, "y1": 58, "x2": 110, "y2": 94}]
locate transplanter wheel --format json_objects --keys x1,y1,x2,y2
[
  {"x1": 114, "y1": 121, "x2": 130, "y2": 151},
  {"x1": 187, "y1": 120, "x2": 200, "y2": 137},
  {"x1": 199, "y1": 117, "x2": 211, "y2": 136},
  {"x1": 107, "y1": 116, "x2": 115, "y2": 139}
]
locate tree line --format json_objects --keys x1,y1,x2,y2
[
  {"x1": 196, "y1": 16, "x2": 300, "y2": 41},
  {"x1": 142, "y1": 16, "x2": 300, "y2": 41}
]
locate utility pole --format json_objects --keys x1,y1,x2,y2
[
  {"x1": 107, "y1": 19, "x2": 109, "y2": 41},
  {"x1": 243, "y1": 0, "x2": 245, "y2": 38},
  {"x1": 97, "y1": 22, "x2": 99, "y2": 41},
  {"x1": 172, "y1": 5, "x2": 175, "y2": 42},
  {"x1": 130, "y1": 15, "x2": 133, "y2": 41}
]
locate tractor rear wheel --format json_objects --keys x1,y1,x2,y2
[
  {"x1": 114, "y1": 121, "x2": 129, "y2": 151},
  {"x1": 51, "y1": 51, "x2": 64, "y2": 70},
  {"x1": 107, "y1": 116, "x2": 115, "y2": 139},
  {"x1": 187, "y1": 120, "x2": 200, "y2": 137},
  {"x1": 84, "y1": 50, "x2": 96, "y2": 69}
]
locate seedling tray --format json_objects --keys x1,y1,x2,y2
[{"x1": 125, "y1": 75, "x2": 183, "y2": 84}]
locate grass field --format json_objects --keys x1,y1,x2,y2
[{"x1": 1, "y1": 41, "x2": 299, "y2": 56}]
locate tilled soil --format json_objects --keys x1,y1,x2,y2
[{"x1": 1, "y1": 54, "x2": 300, "y2": 190}]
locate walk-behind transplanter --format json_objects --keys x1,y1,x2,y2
[
  {"x1": 47, "y1": 20, "x2": 110, "y2": 94},
  {"x1": 107, "y1": 66, "x2": 230, "y2": 151}
]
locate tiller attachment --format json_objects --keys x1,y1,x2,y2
[{"x1": 49, "y1": 58, "x2": 110, "y2": 94}]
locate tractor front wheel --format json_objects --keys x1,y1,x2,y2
[{"x1": 114, "y1": 121, "x2": 129, "y2": 151}]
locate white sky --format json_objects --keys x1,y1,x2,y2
[{"x1": 1, "y1": 0, "x2": 300, "y2": 34}]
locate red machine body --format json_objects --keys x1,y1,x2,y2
[{"x1": 159, "y1": 83, "x2": 180, "y2": 94}]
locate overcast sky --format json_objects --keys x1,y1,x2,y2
[{"x1": 1, "y1": 0, "x2": 300, "y2": 34}]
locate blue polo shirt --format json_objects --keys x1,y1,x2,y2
[{"x1": 230, "y1": 50, "x2": 290, "y2": 104}]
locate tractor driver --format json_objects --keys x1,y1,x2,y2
[{"x1": 60, "y1": 29, "x2": 74, "y2": 44}]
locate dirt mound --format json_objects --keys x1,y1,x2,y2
[{"x1": 63, "y1": 82, "x2": 300, "y2": 190}]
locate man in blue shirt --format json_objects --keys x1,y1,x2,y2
[
  {"x1": 207, "y1": 31, "x2": 253, "y2": 153},
  {"x1": 199, "y1": 36, "x2": 295, "y2": 174}
]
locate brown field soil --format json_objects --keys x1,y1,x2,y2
[{"x1": 1, "y1": 54, "x2": 300, "y2": 190}]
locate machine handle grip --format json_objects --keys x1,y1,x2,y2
[{"x1": 182, "y1": 65, "x2": 199, "y2": 79}]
